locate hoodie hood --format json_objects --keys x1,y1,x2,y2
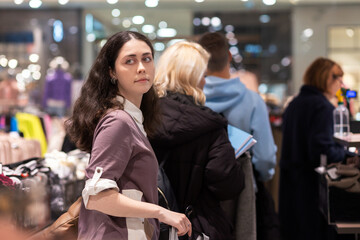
[
  {"x1": 150, "y1": 92, "x2": 227, "y2": 147},
  {"x1": 203, "y1": 76, "x2": 247, "y2": 113}
]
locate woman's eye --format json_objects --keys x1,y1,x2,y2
[
  {"x1": 126, "y1": 59, "x2": 134, "y2": 64},
  {"x1": 143, "y1": 57, "x2": 152, "y2": 62}
]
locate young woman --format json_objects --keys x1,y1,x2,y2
[
  {"x1": 65, "y1": 31, "x2": 191, "y2": 240},
  {"x1": 149, "y1": 41, "x2": 244, "y2": 240}
]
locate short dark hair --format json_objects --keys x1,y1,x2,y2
[
  {"x1": 65, "y1": 31, "x2": 159, "y2": 152},
  {"x1": 303, "y1": 57, "x2": 343, "y2": 93},
  {"x1": 198, "y1": 32, "x2": 229, "y2": 72}
]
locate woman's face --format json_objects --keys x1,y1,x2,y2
[
  {"x1": 326, "y1": 65, "x2": 343, "y2": 98},
  {"x1": 111, "y1": 38, "x2": 154, "y2": 106}
]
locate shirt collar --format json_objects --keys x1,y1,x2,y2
[{"x1": 116, "y1": 95, "x2": 144, "y2": 125}]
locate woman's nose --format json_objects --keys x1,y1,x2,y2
[{"x1": 138, "y1": 62, "x2": 145, "y2": 73}]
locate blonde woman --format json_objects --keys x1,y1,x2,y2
[{"x1": 149, "y1": 41, "x2": 244, "y2": 240}]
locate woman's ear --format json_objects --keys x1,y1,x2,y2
[{"x1": 109, "y1": 68, "x2": 115, "y2": 79}]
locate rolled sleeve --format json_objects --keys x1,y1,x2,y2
[{"x1": 82, "y1": 166, "x2": 119, "y2": 208}]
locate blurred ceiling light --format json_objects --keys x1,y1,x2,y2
[
  {"x1": 241, "y1": 0, "x2": 248, "y2": 1},
  {"x1": 142, "y1": 25, "x2": 155, "y2": 34},
  {"x1": 112, "y1": 9, "x2": 121, "y2": 17},
  {"x1": 281, "y1": 57, "x2": 291, "y2": 66},
  {"x1": 271, "y1": 64, "x2": 280, "y2": 72},
  {"x1": 32, "y1": 71, "x2": 41, "y2": 80},
  {"x1": 132, "y1": 16, "x2": 145, "y2": 25},
  {"x1": 159, "y1": 21, "x2": 167, "y2": 29},
  {"x1": 122, "y1": 19, "x2": 131, "y2": 28},
  {"x1": 107, "y1": 0, "x2": 118, "y2": 4},
  {"x1": 157, "y1": 28, "x2": 177, "y2": 38},
  {"x1": 86, "y1": 33, "x2": 96, "y2": 42},
  {"x1": 201, "y1": 17, "x2": 210, "y2": 26},
  {"x1": 14, "y1": 0, "x2": 24, "y2": 4},
  {"x1": 58, "y1": 0, "x2": 69, "y2": 5},
  {"x1": 346, "y1": 28, "x2": 354, "y2": 37},
  {"x1": 263, "y1": 0, "x2": 276, "y2": 6},
  {"x1": 28, "y1": 64, "x2": 41, "y2": 72},
  {"x1": 16, "y1": 73, "x2": 24, "y2": 83},
  {"x1": 0, "y1": 55, "x2": 8, "y2": 67},
  {"x1": 225, "y1": 25, "x2": 234, "y2": 32},
  {"x1": 193, "y1": 18, "x2": 201, "y2": 26},
  {"x1": 302, "y1": 28, "x2": 314, "y2": 38},
  {"x1": 53, "y1": 20, "x2": 64, "y2": 42},
  {"x1": 226, "y1": 32, "x2": 235, "y2": 39},
  {"x1": 29, "y1": 53, "x2": 39, "y2": 63},
  {"x1": 154, "y1": 42, "x2": 165, "y2": 51},
  {"x1": 259, "y1": 83, "x2": 268, "y2": 94},
  {"x1": 8, "y1": 59, "x2": 18, "y2": 69},
  {"x1": 69, "y1": 26, "x2": 78, "y2": 34},
  {"x1": 29, "y1": 0, "x2": 42, "y2": 8},
  {"x1": 211, "y1": 17, "x2": 221, "y2": 27},
  {"x1": 229, "y1": 46, "x2": 239, "y2": 55},
  {"x1": 54, "y1": 56, "x2": 65, "y2": 65},
  {"x1": 233, "y1": 54, "x2": 243, "y2": 63},
  {"x1": 259, "y1": 14, "x2": 271, "y2": 23},
  {"x1": 7, "y1": 69, "x2": 16, "y2": 76},
  {"x1": 195, "y1": 0, "x2": 204, "y2": 2},
  {"x1": 229, "y1": 38, "x2": 238, "y2": 45},
  {"x1": 145, "y1": 0, "x2": 158, "y2": 8},
  {"x1": 22, "y1": 69, "x2": 31, "y2": 79}
]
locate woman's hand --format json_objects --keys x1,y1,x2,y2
[{"x1": 158, "y1": 208, "x2": 192, "y2": 237}]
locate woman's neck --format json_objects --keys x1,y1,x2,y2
[{"x1": 323, "y1": 92, "x2": 338, "y2": 107}]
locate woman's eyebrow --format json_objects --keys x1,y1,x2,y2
[{"x1": 124, "y1": 52, "x2": 152, "y2": 57}]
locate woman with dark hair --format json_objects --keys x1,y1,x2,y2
[
  {"x1": 279, "y1": 57, "x2": 347, "y2": 240},
  {"x1": 65, "y1": 31, "x2": 191, "y2": 240}
]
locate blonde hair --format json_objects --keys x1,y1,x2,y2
[{"x1": 154, "y1": 41, "x2": 210, "y2": 105}]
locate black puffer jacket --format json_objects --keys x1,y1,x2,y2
[{"x1": 149, "y1": 92, "x2": 244, "y2": 240}]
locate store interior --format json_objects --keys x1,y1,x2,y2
[{"x1": 0, "y1": 0, "x2": 360, "y2": 238}]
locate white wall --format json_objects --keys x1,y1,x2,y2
[{"x1": 291, "y1": 4, "x2": 360, "y2": 95}]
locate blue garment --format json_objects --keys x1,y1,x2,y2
[
  {"x1": 10, "y1": 116, "x2": 18, "y2": 132},
  {"x1": 204, "y1": 76, "x2": 277, "y2": 181}
]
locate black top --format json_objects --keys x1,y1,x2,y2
[
  {"x1": 149, "y1": 92, "x2": 244, "y2": 240},
  {"x1": 280, "y1": 85, "x2": 345, "y2": 170},
  {"x1": 279, "y1": 85, "x2": 346, "y2": 240}
]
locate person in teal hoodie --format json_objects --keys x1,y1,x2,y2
[{"x1": 198, "y1": 32, "x2": 277, "y2": 182}]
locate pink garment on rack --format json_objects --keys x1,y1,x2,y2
[{"x1": 43, "y1": 114, "x2": 52, "y2": 142}]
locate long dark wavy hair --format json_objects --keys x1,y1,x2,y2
[{"x1": 65, "y1": 31, "x2": 159, "y2": 153}]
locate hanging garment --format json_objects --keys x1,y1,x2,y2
[{"x1": 15, "y1": 112, "x2": 47, "y2": 156}]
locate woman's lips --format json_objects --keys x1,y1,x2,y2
[{"x1": 135, "y1": 78, "x2": 149, "y2": 83}]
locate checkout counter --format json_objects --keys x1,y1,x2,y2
[{"x1": 321, "y1": 133, "x2": 360, "y2": 239}]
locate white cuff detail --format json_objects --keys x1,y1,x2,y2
[{"x1": 82, "y1": 166, "x2": 119, "y2": 208}]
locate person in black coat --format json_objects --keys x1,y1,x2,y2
[
  {"x1": 149, "y1": 41, "x2": 244, "y2": 240},
  {"x1": 279, "y1": 57, "x2": 347, "y2": 240}
]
